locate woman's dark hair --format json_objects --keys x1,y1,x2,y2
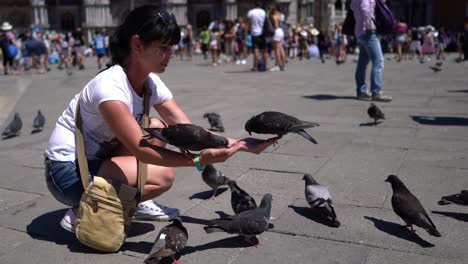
[{"x1": 109, "y1": 5, "x2": 181, "y2": 65}]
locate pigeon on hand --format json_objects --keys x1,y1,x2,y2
[
  {"x1": 2, "y1": 113, "x2": 22, "y2": 138},
  {"x1": 435, "y1": 61, "x2": 443, "y2": 67},
  {"x1": 367, "y1": 103, "x2": 385, "y2": 125},
  {"x1": 32, "y1": 110, "x2": 45, "y2": 132},
  {"x1": 144, "y1": 219, "x2": 188, "y2": 264},
  {"x1": 144, "y1": 124, "x2": 229, "y2": 154},
  {"x1": 386, "y1": 175, "x2": 441, "y2": 237},
  {"x1": 203, "y1": 112, "x2": 225, "y2": 132},
  {"x1": 245, "y1": 111, "x2": 319, "y2": 144},
  {"x1": 227, "y1": 180, "x2": 258, "y2": 214},
  {"x1": 429, "y1": 66, "x2": 442, "y2": 73},
  {"x1": 202, "y1": 164, "x2": 230, "y2": 199},
  {"x1": 303, "y1": 174, "x2": 340, "y2": 227},
  {"x1": 204, "y1": 193, "x2": 272, "y2": 245}
]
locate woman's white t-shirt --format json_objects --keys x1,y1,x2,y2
[{"x1": 45, "y1": 65, "x2": 173, "y2": 161}]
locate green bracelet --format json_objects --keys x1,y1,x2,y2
[{"x1": 193, "y1": 154, "x2": 205, "y2": 172}]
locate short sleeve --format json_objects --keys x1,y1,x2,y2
[
  {"x1": 148, "y1": 73, "x2": 173, "y2": 106},
  {"x1": 83, "y1": 72, "x2": 130, "y2": 113}
]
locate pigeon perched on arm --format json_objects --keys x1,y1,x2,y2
[
  {"x1": 144, "y1": 219, "x2": 188, "y2": 264},
  {"x1": 201, "y1": 164, "x2": 230, "y2": 199},
  {"x1": 203, "y1": 112, "x2": 225, "y2": 132},
  {"x1": 303, "y1": 174, "x2": 340, "y2": 227},
  {"x1": 32, "y1": 110, "x2": 45, "y2": 132},
  {"x1": 386, "y1": 175, "x2": 441, "y2": 237},
  {"x1": 204, "y1": 193, "x2": 272, "y2": 245},
  {"x1": 2, "y1": 113, "x2": 22, "y2": 138},
  {"x1": 367, "y1": 103, "x2": 385, "y2": 125},
  {"x1": 245, "y1": 111, "x2": 319, "y2": 144},
  {"x1": 227, "y1": 180, "x2": 257, "y2": 214},
  {"x1": 144, "y1": 124, "x2": 229, "y2": 154}
]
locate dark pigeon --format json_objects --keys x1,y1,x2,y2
[
  {"x1": 32, "y1": 110, "x2": 45, "y2": 132},
  {"x1": 429, "y1": 66, "x2": 442, "y2": 73},
  {"x1": 435, "y1": 61, "x2": 443, "y2": 67},
  {"x1": 438, "y1": 190, "x2": 468, "y2": 206},
  {"x1": 2, "y1": 113, "x2": 22, "y2": 138},
  {"x1": 203, "y1": 112, "x2": 225, "y2": 132},
  {"x1": 204, "y1": 193, "x2": 272, "y2": 245},
  {"x1": 367, "y1": 103, "x2": 385, "y2": 124},
  {"x1": 227, "y1": 180, "x2": 258, "y2": 214},
  {"x1": 144, "y1": 124, "x2": 229, "y2": 154},
  {"x1": 245, "y1": 111, "x2": 319, "y2": 144},
  {"x1": 144, "y1": 219, "x2": 188, "y2": 264},
  {"x1": 202, "y1": 164, "x2": 230, "y2": 199},
  {"x1": 386, "y1": 175, "x2": 441, "y2": 237},
  {"x1": 303, "y1": 174, "x2": 340, "y2": 227}
]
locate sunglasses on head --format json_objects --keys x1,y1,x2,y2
[{"x1": 135, "y1": 12, "x2": 177, "y2": 35}]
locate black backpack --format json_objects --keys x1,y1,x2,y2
[{"x1": 262, "y1": 16, "x2": 275, "y2": 38}]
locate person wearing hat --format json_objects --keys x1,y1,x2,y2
[
  {"x1": 421, "y1": 25, "x2": 436, "y2": 62},
  {"x1": 0, "y1": 21, "x2": 17, "y2": 75},
  {"x1": 350, "y1": 0, "x2": 392, "y2": 102}
]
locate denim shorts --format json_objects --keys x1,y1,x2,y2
[{"x1": 44, "y1": 158, "x2": 102, "y2": 207}]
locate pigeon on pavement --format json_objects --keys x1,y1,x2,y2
[
  {"x1": 435, "y1": 61, "x2": 443, "y2": 67},
  {"x1": 437, "y1": 190, "x2": 468, "y2": 205},
  {"x1": 367, "y1": 103, "x2": 385, "y2": 124},
  {"x1": 227, "y1": 180, "x2": 258, "y2": 214},
  {"x1": 204, "y1": 193, "x2": 272, "y2": 245},
  {"x1": 144, "y1": 124, "x2": 229, "y2": 154},
  {"x1": 202, "y1": 164, "x2": 230, "y2": 199},
  {"x1": 429, "y1": 66, "x2": 442, "y2": 73},
  {"x1": 144, "y1": 219, "x2": 188, "y2": 264},
  {"x1": 303, "y1": 174, "x2": 340, "y2": 227},
  {"x1": 32, "y1": 110, "x2": 45, "y2": 132},
  {"x1": 245, "y1": 111, "x2": 319, "y2": 144},
  {"x1": 2, "y1": 113, "x2": 22, "y2": 138},
  {"x1": 203, "y1": 112, "x2": 225, "y2": 132},
  {"x1": 386, "y1": 175, "x2": 441, "y2": 237}
]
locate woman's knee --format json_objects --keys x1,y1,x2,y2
[
  {"x1": 157, "y1": 167, "x2": 175, "y2": 192},
  {"x1": 149, "y1": 117, "x2": 166, "y2": 128}
]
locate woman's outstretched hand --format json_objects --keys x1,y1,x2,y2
[{"x1": 237, "y1": 136, "x2": 281, "y2": 154}]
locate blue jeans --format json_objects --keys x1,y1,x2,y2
[
  {"x1": 355, "y1": 31, "x2": 383, "y2": 96},
  {"x1": 44, "y1": 158, "x2": 102, "y2": 207}
]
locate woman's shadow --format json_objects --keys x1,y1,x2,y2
[
  {"x1": 27, "y1": 209, "x2": 156, "y2": 253},
  {"x1": 364, "y1": 216, "x2": 434, "y2": 248}
]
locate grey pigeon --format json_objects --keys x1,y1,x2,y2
[
  {"x1": 203, "y1": 112, "x2": 225, "y2": 132},
  {"x1": 2, "y1": 113, "x2": 22, "y2": 138},
  {"x1": 435, "y1": 61, "x2": 443, "y2": 67},
  {"x1": 386, "y1": 175, "x2": 441, "y2": 237},
  {"x1": 32, "y1": 110, "x2": 45, "y2": 132},
  {"x1": 144, "y1": 219, "x2": 188, "y2": 264},
  {"x1": 144, "y1": 124, "x2": 229, "y2": 154},
  {"x1": 367, "y1": 103, "x2": 385, "y2": 124},
  {"x1": 201, "y1": 164, "x2": 230, "y2": 199},
  {"x1": 429, "y1": 66, "x2": 442, "y2": 73},
  {"x1": 204, "y1": 193, "x2": 272, "y2": 245},
  {"x1": 227, "y1": 180, "x2": 257, "y2": 214},
  {"x1": 303, "y1": 174, "x2": 340, "y2": 227},
  {"x1": 245, "y1": 111, "x2": 319, "y2": 144}
]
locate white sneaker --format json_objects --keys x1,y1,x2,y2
[
  {"x1": 269, "y1": 66, "x2": 280, "y2": 72},
  {"x1": 235, "y1": 60, "x2": 241, "y2": 65},
  {"x1": 241, "y1": 59, "x2": 247, "y2": 65},
  {"x1": 60, "y1": 208, "x2": 76, "y2": 233},
  {"x1": 133, "y1": 200, "x2": 180, "y2": 221}
]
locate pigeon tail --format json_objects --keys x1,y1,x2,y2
[
  {"x1": 144, "y1": 128, "x2": 168, "y2": 142},
  {"x1": 426, "y1": 227, "x2": 442, "y2": 237},
  {"x1": 290, "y1": 121, "x2": 320, "y2": 131},
  {"x1": 296, "y1": 129, "x2": 318, "y2": 144}
]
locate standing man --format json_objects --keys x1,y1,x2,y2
[
  {"x1": 93, "y1": 30, "x2": 106, "y2": 69},
  {"x1": 247, "y1": 1, "x2": 268, "y2": 71},
  {"x1": 72, "y1": 26, "x2": 86, "y2": 70},
  {"x1": 351, "y1": 0, "x2": 392, "y2": 102}
]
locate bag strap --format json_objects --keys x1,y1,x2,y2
[{"x1": 75, "y1": 83, "x2": 152, "y2": 201}]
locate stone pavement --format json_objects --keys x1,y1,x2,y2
[{"x1": 0, "y1": 54, "x2": 467, "y2": 264}]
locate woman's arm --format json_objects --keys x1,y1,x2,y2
[{"x1": 154, "y1": 98, "x2": 191, "y2": 125}]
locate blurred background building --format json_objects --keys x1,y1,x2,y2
[{"x1": 0, "y1": 0, "x2": 467, "y2": 38}]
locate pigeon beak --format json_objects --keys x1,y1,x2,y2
[{"x1": 384, "y1": 179, "x2": 389, "y2": 182}]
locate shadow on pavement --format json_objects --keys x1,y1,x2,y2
[
  {"x1": 364, "y1": 216, "x2": 435, "y2": 248},
  {"x1": 27, "y1": 209, "x2": 156, "y2": 253},
  {"x1": 189, "y1": 187, "x2": 228, "y2": 200},
  {"x1": 447, "y1": 89, "x2": 468, "y2": 93},
  {"x1": 184, "y1": 236, "x2": 253, "y2": 254},
  {"x1": 180, "y1": 215, "x2": 211, "y2": 226},
  {"x1": 411, "y1": 116, "x2": 468, "y2": 126},
  {"x1": 431, "y1": 211, "x2": 468, "y2": 222},
  {"x1": 288, "y1": 205, "x2": 339, "y2": 228},
  {"x1": 359, "y1": 121, "x2": 382, "y2": 126},
  {"x1": 302, "y1": 94, "x2": 356, "y2": 100}
]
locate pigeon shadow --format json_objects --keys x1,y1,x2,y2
[
  {"x1": 224, "y1": 70, "x2": 258, "y2": 74},
  {"x1": 411, "y1": 116, "x2": 468, "y2": 126},
  {"x1": 180, "y1": 215, "x2": 212, "y2": 226},
  {"x1": 183, "y1": 236, "x2": 253, "y2": 254},
  {"x1": 31, "y1": 129, "x2": 43, "y2": 134},
  {"x1": 1, "y1": 134, "x2": 19, "y2": 140},
  {"x1": 447, "y1": 89, "x2": 468, "y2": 93},
  {"x1": 364, "y1": 216, "x2": 435, "y2": 248},
  {"x1": 302, "y1": 94, "x2": 357, "y2": 101},
  {"x1": 189, "y1": 187, "x2": 228, "y2": 200},
  {"x1": 213, "y1": 211, "x2": 275, "y2": 229},
  {"x1": 288, "y1": 205, "x2": 339, "y2": 228},
  {"x1": 127, "y1": 221, "x2": 156, "y2": 238},
  {"x1": 431, "y1": 211, "x2": 468, "y2": 222},
  {"x1": 27, "y1": 209, "x2": 156, "y2": 253},
  {"x1": 359, "y1": 121, "x2": 382, "y2": 126}
]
